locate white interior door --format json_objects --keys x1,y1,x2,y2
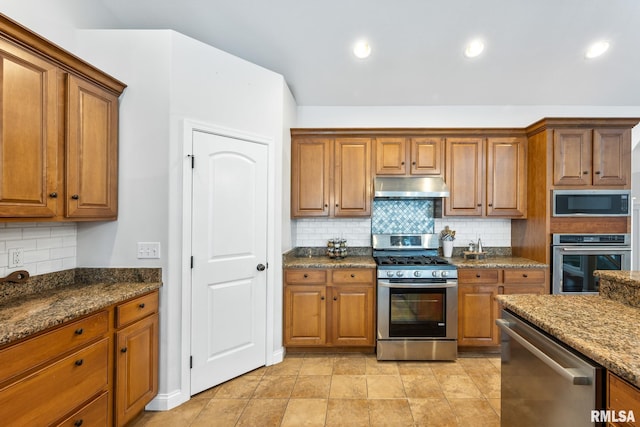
[{"x1": 190, "y1": 130, "x2": 268, "y2": 395}]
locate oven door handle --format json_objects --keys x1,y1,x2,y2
[
  {"x1": 377, "y1": 280, "x2": 458, "y2": 289},
  {"x1": 559, "y1": 247, "x2": 631, "y2": 252}
]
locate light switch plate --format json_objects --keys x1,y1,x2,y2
[{"x1": 137, "y1": 242, "x2": 161, "y2": 259}]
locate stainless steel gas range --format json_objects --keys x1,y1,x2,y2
[{"x1": 373, "y1": 233, "x2": 458, "y2": 361}]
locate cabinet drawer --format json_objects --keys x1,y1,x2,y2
[
  {"x1": 0, "y1": 310, "x2": 108, "y2": 384},
  {"x1": 0, "y1": 338, "x2": 109, "y2": 427},
  {"x1": 331, "y1": 269, "x2": 374, "y2": 284},
  {"x1": 608, "y1": 372, "x2": 640, "y2": 422},
  {"x1": 503, "y1": 269, "x2": 546, "y2": 284},
  {"x1": 458, "y1": 269, "x2": 500, "y2": 284},
  {"x1": 285, "y1": 270, "x2": 327, "y2": 284},
  {"x1": 116, "y1": 291, "x2": 159, "y2": 328},
  {"x1": 55, "y1": 390, "x2": 108, "y2": 427}
]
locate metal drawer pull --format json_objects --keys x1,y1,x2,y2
[
  {"x1": 121, "y1": 347, "x2": 128, "y2": 353},
  {"x1": 139, "y1": 303, "x2": 146, "y2": 308},
  {"x1": 350, "y1": 274, "x2": 355, "y2": 278},
  {"x1": 74, "y1": 359, "x2": 84, "y2": 366},
  {"x1": 74, "y1": 420, "x2": 84, "y2": 427},
  {"x1": 522, "y1": 274, "x2": 528, "y2": 278},
  {"x1": 75, "y1": 328, "x2": 83, "y2": 335},
  {"x1": 303, "y1": 274, "x2": 308, "y2": 278}
]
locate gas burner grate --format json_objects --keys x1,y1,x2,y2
[{"x1": 376, "y1": 255, "x2": 451, "y2": 266}]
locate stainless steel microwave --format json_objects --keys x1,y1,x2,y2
[{"x1": 552, "y1": 189, "x2": 631, "y2": 217}]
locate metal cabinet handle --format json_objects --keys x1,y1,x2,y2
[
  {"x1": 74, "y1": 359, "x2": 84, "y2": 366},
  {"x1": 488, "y1": 203, "x2": 493, "y2": 207},
  {"x1": 320, "y1": 296, "x2": 325, "y2": 300},
  {"x1": 477, "y1": 204, "x2": 482, "y2": 207},
  {"x1": 412, "y1": 161, "x2": 416, "y2": 165},
  {"x1": 121, "y1": 347, "x2": 128, "y2": 353},
  {"x1": 333, "y1": 296, "x2": 338, "y2": 301},
  {"x1": 350, "y1": 274, "x2": 355, "y2": 278},
  {"x1": 496, "y1": 319, "x2": 591, "y2": 385},
  {"x1": 583, "y1": 171, "x2": 589, "y2": 175},
  {"x1": 303, "y1": 274, "x2": 308, "y2": 278},
  {"x1": 71, "y1": 194, "x2": 79, "y2": 200},
  {"x1": 74, "y1": 420, "x2": 84, "y2": 427},
  {"x1": 401, "y1": 161, "x2": 405, "y2": 165},
  {"x1": 523, "y1": 274, "x2": 528, "y2": 278},
  {"x1": 49, "y1": 192, "x2": 58, "y2": 198},
  {"x1": 595, "y1": 171, "x2": 601, "y2": 175},
  {"x1": 476, "y1": 274, "x2": 481, "y2": 278},
  {"x1": 75, "y1": 328, "x2": 83, "y2": 335},
  {"x1": 335, "y1": 204, "x2": 339, "y2": 207},
  {"x1": 139, "y1": 303, "x2": 146, "y2": 308}
]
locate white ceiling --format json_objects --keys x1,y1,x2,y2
[{"x1": 96, "y1": 0, "x2": 640, "y2": 106}]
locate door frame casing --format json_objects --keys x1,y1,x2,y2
[{"x1": 180, "y1": 119, "x2": 280, "y2": 402}]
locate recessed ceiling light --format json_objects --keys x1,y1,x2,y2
[
  {"x1": 585, "y1": 40, "x2": 610, "y2": 59},
  {"x1": 464, "y1": 39, "x2": 485, "y2": 58},
  {"x1": 353, "y1": 40, "x2": 371, "y2": 59}
]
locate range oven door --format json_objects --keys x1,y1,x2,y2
[
  {"x1": 377, "y1": 280, "x2": 457, "y2": 340},
  {"x1": 552, "y1": 246, "x2": 631, "y2": 295}
]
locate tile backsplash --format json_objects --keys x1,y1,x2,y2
[
  {"x1": 293, "y1": 217, "x2": 512, "y2": 248},
  {"x1": 371, "y1": 199, "x2": 434, "y2": 234},
  {"x1": 0, "y1": 223, "x2": 77, "y2": 277}
]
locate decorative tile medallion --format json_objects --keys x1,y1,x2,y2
[{"x1": 371, "y1": 200, "x2": 435, "y2": 234}]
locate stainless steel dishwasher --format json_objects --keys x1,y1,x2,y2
[{"x1": 497, "y1": 310, "x2": 604, "y2": 427}]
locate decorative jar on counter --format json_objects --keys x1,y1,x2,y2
[{"x1": 327, "y1": 239, "x2": 347, "y2": 259}]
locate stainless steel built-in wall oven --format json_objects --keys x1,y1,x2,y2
[
  {"x1": 552, "y1": 234, "x2": 631, "y2": 295},
  {"x1": 373, "y1": 234, "x2": 458, "y2": 361}
]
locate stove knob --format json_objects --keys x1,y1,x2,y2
[
  {"x1": 431, "y1": 271, "x2": 439, "y2": 278},
  {"x1": 396, "y1": 271, "x2": 405, "y2": 277},
  {"x1": 441, "y1": 270, "x2": 449, "y2": 278},
  {"x1": 386, "y1": 271, "x2": 395, "y2": 278},
  {"x1": 413, "y1": 271, "x2": 422, "y2": 278}
]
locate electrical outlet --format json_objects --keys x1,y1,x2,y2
[
  {"x1": 137, "y1": 242, "x2": 161, "y2": 259},
  {"x1": 8, "y1": 248, "x2": 24, "y2": 268}
]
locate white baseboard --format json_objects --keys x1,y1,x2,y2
[
  {"x1": 145, "y1": 389, "x2": 190, "y2": 411},
  {"x1": 270, "y1": 347, "x2": 285, "y2": 365}
]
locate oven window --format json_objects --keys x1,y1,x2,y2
[
  {"x1": 562, "y1": 254, "x2": 622, "y2": 293},
  {"x1": 388, "y1": 288, "x2": 446, "y2": 337}
]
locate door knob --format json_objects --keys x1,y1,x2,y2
[{"x1": 257, "y1": 264, "x2": 266, "y2": 271}]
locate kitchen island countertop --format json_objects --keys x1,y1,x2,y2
[
  {"x1": 0, "y1": 268, "x2": 162, "y2": 347},
  {"x1": 497, "y1": 293, "x2": 640, "y2": 388}
]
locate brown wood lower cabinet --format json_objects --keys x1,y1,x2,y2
[
  {"x1": 607, "y1": 371, "x2": 640, "y2": 427},
  {"x1": 0, "y1": 289, "x2": 159, "y2": 427},
  {"x1": 458, "y1": 267, "x2": 547, "y2": 348},
  {"x1": 284, "y1": 268, "x2": 375, "y2": 348}
]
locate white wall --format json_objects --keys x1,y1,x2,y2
[{"x1": 71, "y1": 29, "x2": 291, "y2": 410}]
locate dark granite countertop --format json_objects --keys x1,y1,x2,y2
[
  {"x1": 497, "y1": 293, "x2": 640, "y2": 388},
  {"x1": 449, "y1": 256, "x2": 548, "y2": 269},
  {"x1": 0, "y1": 268, "x2": 162, "y2": 347},
  {"x1": 283, "y1": 247, "x2": 545, "y2": 270}
]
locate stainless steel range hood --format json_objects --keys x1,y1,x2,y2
[{"x1": 374, "y1": 177, "x2": 450, "y2": 198}]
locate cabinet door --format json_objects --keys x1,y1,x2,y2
[
  {"x1": 445, "y1": 138, "x2": 485, "y2": 216},
  {"x1": 593, "y1": 128, "x2": 630, "y2": 187},
  {"x1": 375, "y1": 137, "x2": 407, "y2": 175},
  {"x1": 284, "y1": 285, "x2": 327, "y2": 346},
  {"x1": 66, "y1": 75, "x2": 119, "y2": 218},
  {"x1": 410, "y1": 137, "x2": 443, "y2": 175},
  {"x1": 486, "y1": 137, "x2": 526, "y2": 217},
  {"x1": 458, "y1": 284, "x2": 499, "y2": 347},
  {"x1": 0, "y1": 39, "x2": 58, "y2": 217},
  {"x1": 329, "y1": 284, "x2": 375, "y2": 346},
  {"x1": 553, "y1": 128, "x2": 592, "y2": 186},
  {"x1": 115, "y1": 313, "x2": 159, "y2": 427},
  {"x1": 334, "y1": 138, "x2": 371, "y2": 217},
  {"x1": 291, "y1": 137, "x2": 331, "y2": 217}
]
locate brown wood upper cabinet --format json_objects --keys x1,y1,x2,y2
[
  {"x1": 0, "y1": 15, "x2": 125, "y2": 221},
  {"x1": 291, "y1": 136, "x2": 372, "y2": 218},
  {"x1": 445, "y1": 136, "x2": 526, "y2": 218},
  {"x1": 374, "y1": 137, "x2": 443, "y2": 176},
  {"x1": 553, "y1": 127, "x2": 630, "y2": 187}
]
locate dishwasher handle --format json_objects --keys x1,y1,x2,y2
[{"x1": 496, "y1": 319, "x2": 591, "y2": 385}]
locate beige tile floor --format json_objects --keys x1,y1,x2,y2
[{"x1": 131, "y1": 353, "x2": 501, "y2": 427}]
